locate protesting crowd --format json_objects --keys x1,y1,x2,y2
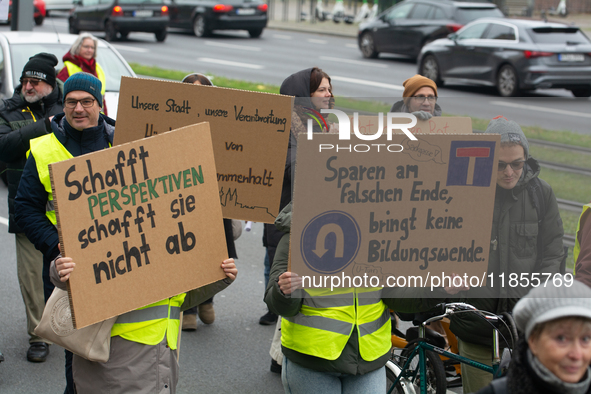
[{"x1": 0, "y1": 31, "x2": 589, "y2": 394}]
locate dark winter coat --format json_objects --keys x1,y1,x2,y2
[
  {"x1": 450, "y1": 158, "x2": 565, "y2": 347},
  {"x1": 0, "y1": 81, "x2": 64, "y2": 233},
  {"x1": 14, "y1": 112, "x2": 115, "y2": 268},
  {"x1": 476, "y1": 337, "x2": 591, "y2": 394}
]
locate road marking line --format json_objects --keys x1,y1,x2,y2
[
  {"x1": 273, "y1": 34, "x2": 292, "y2": 40},
  {"x1": 0, "y1": 216, "x2": 7, "y2": 226},
  {"x1": 490, "y1": 101, "x2": 591, "y2": 119},
  {"x1": 319, "y1": 56, "x2": 387, "y2": 68},
  {"x1": 111, "y1": 44, "x2": 149, "y2": 53},
  {"x1": 331, "y1": 76, "x2": 404, "y2": 91},
  {"x1": 346, "y1": 43, "x2": 358, "y2": 49},
  {"x1": 308, "y1": 38, "x2": 327, "y2": 44},
  {"x1": 198, "y1": 57, "x2": 264, "y2": 69},
  {"x1": 205, "y1": 41, "x2": 262, "y2": 51}
]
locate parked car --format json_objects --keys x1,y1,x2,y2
[
  {"x1": 417, "y1": 18, "x2": 591, "y2": 97},
  {"x1": 6, "y1": 0, "x2": 46, "y2": 26},
  {"x1": 68, "y1": 0, "x2": 169, "y2": 42},
  {"x1": 358, "y1": 0, "x2": 504, "y2": 59},
  {"x1": 168, "y1": 0, "x2": 268, "y2": 38},
  {"x1": 44, "y1": 0, "x2": 76, "y2": 15}
]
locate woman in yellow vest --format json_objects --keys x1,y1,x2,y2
[
  {"x1": 57, "y1": 33, "x2": 108, "y2": 115},
  {"x1": 52, "y1": 251, "x2": 237, "y2": 392},
  {"x1": 264, "y1": 203, "x2": 458, "y2": 393}
]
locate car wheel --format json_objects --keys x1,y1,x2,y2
[
  {"x1": 193, "y1": 15, "x2": 210, "y2": 38},
  {"x1": 119, "y1": 31, "x2": 129, "y2": 40},
  {"x1": 155, "y1": 29, "x2": 167, "y2": 42},
  {"x1": 68, "y1": 18, "x2": 80, "y2": 34},
  {"x1": 420, "y1": 55, "x2": 443, "y2": 86},
  {"x1": 571, "y1": 87, "x2": 591, "y2": 98},
  {"x1": 360, "y1": 32, "x2": 378, "y2": 59},
  {"x1": 497, "y1": 64, "x2": 519, "y2": 97},
  {"x1": 248, "y1": 28, "x2": 263, "y2": 38},
  {"x1": 105, "y1": 20, "x2": 117, "y2": 42},
  {"x1": 34, "y1": 16, "x2": 44, "y2": 26}
]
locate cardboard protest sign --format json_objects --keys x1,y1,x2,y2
[
  {"x1": 351, "y1": 116, "x2": 472, "y2": 135},
  {"x1": 49, "y1": 123, "x2": 227, "y2": 329},
  {"x1": 114, "y1": 77, "x2": 293, "y2": 223},
  {"x1": 290, "y1": 133, "x2": 500, "y2": 288}
]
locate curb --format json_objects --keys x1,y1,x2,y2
[{"x1": 266, "y1": 23, "x2": 358, "y2": 39}]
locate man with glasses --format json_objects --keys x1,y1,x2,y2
[
  {"x1": 0, "y1": 52, "x2": 63, "y2": 363},
  {"x1": 450, "y1": 116, "x2": 565, "y2": 393},
  {"x1": 15, "y1": 72, "x2": 114, "y2": 393},
  {"x1": 390, "y1": 74, "x2": 441, "y2": 120}
]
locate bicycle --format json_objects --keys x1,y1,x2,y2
[
  {"x1": 391, "y1": 313, "x2": 457, "y2": 392},
  {"x1": 386, "y1": 303, "x2": 518, "y2": 394}
]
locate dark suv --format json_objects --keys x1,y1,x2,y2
[
  {"x1": 168, "y1": 0, "x2": 268, "y2": 38},
  {"x1": 358, "y1": 0, "x2": 504, "y2": 59},
  {"x1": 69, "y1": 0, "x2": 170, "y2": 42}
]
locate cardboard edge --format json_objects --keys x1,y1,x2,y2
[{"x1": 121, "y1": 76, "x2": 295, "y2": 99}]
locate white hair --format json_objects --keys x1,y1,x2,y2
[{"x1": 70, "y1": 33, "x2": 98, "y2": 58}]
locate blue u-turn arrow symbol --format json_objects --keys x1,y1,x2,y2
[{"x1": 300, "y1": 211, "x2": 360, "y2": 274}]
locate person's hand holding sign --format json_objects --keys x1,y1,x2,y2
[{"x1": 278, "y1": 272, "x2": 302, "y2": 295}]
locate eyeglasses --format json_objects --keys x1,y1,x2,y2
[
  {"x1": 64, "y1": 98, "x2": 96, "y2": 109},
  {"x1": 412, "y1": 95, "x2": 437, "y2": 103},
  {"x1": 498, "y1": 160, "x2": 525, "y2": 171},
  {"x1": 21, "y1": 78, "x2": 42, "y2": 87}
]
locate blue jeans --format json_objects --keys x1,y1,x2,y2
[
  {"x1": 281, "y1": 356, "x2": 386, "y2": 394},
  {"x1": 263, "y1": 249, "x2": 271, "y2": 289}
]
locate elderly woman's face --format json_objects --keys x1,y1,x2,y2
[
  {"x1": 79, "y1": 38, "x2": 95, "y2": 60},
  {"x1": 528, "y1": 318, "x2": 591, "y2": 383},
  {"x1": 311, "y1": 77, "x2": 332, "y2": 110}
]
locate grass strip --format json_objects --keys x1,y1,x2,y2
[{"x1": 131, "y1": 62, "x2": 591, "y2": 146}]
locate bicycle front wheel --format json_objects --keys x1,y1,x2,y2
[
  {"x1": 399, "y1": 340, "x2": 447, "y2": 394},
  {"x1": 386, "y1": 360, "x2": 416, "y2": 394}
]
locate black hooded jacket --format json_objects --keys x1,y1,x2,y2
[{"x1": 264, "y1": 68, "x2": 328, "y2": 261}]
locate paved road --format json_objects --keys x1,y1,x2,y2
[
  {"x1": 6, "y1": 15, "x2": 590, "y2": 135},
  {"x1": 0, "y1": 181, "x2": 286, "y2": 393}
]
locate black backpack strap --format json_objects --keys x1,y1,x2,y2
[{"x1": 526, "y1": 177, "x2": 546, "y2": 270}]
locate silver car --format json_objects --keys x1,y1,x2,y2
[
  {"x1": 0, "y1": 31, "x2": 136, "y2": 117},
  {"x1": 418, "y1": 18, "x2": 591, "y2": 97}
]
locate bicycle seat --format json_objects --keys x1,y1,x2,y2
[{"x1": 405, "y1": 326, "x2": 447, "y2": 349}]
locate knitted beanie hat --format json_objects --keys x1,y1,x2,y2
[
  {"x1": 21, "y1": 53, "x2": 58, "y2": 87},
  {"x1": 484, "y1": 115, "x2": 529, "y2": 158},
  {"x1": 513, "y1": 280, "x2": 591, "y2": 339},
  {"x1": 402, "y1": 74, "x2": 438, "y2": 98},
  {"x1": 63, "y1": 72, "x2": 102, "y2": 107}
]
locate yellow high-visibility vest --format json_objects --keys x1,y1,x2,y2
[
  {"x1": 281, "y1": 287, "x2": 391, "y2": 361},
  {"x1": 28, "y1": 133, "x2": 73, "y2": 225},
  {"x1": 112, "y1": 294, "x2": 186, "y2": 349},
  {"x1": 574, "y1": 203, "x2": 591, "y2": 275},
  {"x1": 63, "y1": 61, "x2": 106, "y2": 96}
]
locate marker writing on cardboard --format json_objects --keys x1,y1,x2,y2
[{"x1": 166, "y1": 193, "x2": 197, "y2": 255}]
